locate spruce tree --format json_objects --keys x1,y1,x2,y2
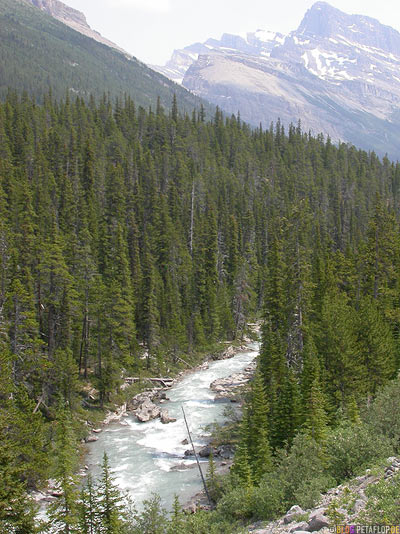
[
  {"x1": 97, "y1": 453, "x2": 125, "y2": 534},
  {"x1": 78, "y1": 475, "x2": 101, "y2": 534},
  {"x1": 47, "y1": 407, "x2": 80, "y2": 534},
  {"x1": 247, "y1": 372, "x2": 273, "y2": 483}
]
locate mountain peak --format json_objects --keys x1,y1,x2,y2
[{"x1": 298, "y1": 1, "x2": 400, "y2": 55}]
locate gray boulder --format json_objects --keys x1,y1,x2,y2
[
  {"x1": 284, "y1": 505, "x2": 305, "y2": 524},
  {"x1": 136, "y1": 398, "x2": 160, "y2": 422},
  {"x1": 290, "y1": 522, "x2": 309, "y2": 532},
  {"x1": 160, "y1": 409, "x2": 176, "y2": 424},
  {"x1": 199, "y1": 445, "x2": 215, "y2": 458},
  {"x1": 307, "y1": 511, "x2": 330, "y2": 532},
  {"x1": 85, "y1": 435, "x2": 98, "y2": 443},
  {"x1": 217, "y1": 444, "x2": 234, "y2": 459}
]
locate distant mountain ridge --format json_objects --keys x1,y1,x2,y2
[
  {"x1": 151, "y1": 30, "x2": 285, "y2": 84},
  {"x1": 154, "y1": 2, "x2": 400, "y2": 159}
]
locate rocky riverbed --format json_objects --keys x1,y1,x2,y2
[
  {"x1": 32, "y1": 334, "x2": 260, "y2": 512},
  {"x1": 82, "y1": 338, "x2": 255, "y2": 442}
]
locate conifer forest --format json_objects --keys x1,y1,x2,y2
[{"x1": 2, "y1": 90, "x2": 400, "y2": 532}]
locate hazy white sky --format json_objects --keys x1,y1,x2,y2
[{"x1": 64, "y1": 0, "x2": 400, "y2": 64}]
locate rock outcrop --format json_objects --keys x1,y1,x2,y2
[{"x1": 25, "y1": 0, "x2": 128, "y2": 54}]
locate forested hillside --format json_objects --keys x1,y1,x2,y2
[
  {"x1": 1, "y1": 91, "x2": 400, "y2": 530},
  {"x1": 0, "y1": 0, "x2": 209, "y2": 113}
]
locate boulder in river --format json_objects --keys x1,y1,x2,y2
[
  {"x1": 198, "y1": 445, "x2": 215, "y2": 458},
  {"x1": 85, "y1": 435, "x2": 99, "y2": 443},
  {"x1": 170, "y1": 462, "x2": 196, "y2": 472},
  {"x1": 160, "y1": 409, "x2": 177, "y2": 424},
  {"x1": 212, "y1": 345, "x2": 236, "y2": 360},
  {"x1": 136, "y1": 398, "x2": 161, "y2": 422},
  {"x1": 216, "y1": 444, "x2": 234, "y2": 459}
]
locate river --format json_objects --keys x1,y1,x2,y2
[{"x1": 85, "y1": 342, "x2": 259, "y2": 511}]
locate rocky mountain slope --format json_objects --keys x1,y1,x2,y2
[
  {"x1": 249, "y1": 457, "x2": 400, "y2": 534},
  {"x1": 24, "y1": 0, "x2": 127, "y2": 53},
  {"x1": 154, "y1": 2, "x2": 400, "y2": 159},
  {"x1": 0, "y1": 0, "x2": 211, "y2": 113}
]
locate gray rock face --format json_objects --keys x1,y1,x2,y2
[
  {"x1": 297, "y1": 2, "x2": 400, "y2": 54},
  {"x1": 28, "y1": 0, "x2": 86, "y2": 26},
  {"x1": 26, "y1": 0, "x2": 128, "y2": 54},
  {"x1": 151, "y1": 31, "x2": 285, "y2": 84},
  {"x1": 135, "y1": 398, "x2": 160, "y2": 422},
  {"x1": 155, "y1": 2, "x2": 400, "y2": 160}
]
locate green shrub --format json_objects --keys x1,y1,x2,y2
[
  {"x1": 363, "y1": 375, "x2": 400, "y2": 452},
  {"x1": 293, "y1": 474, "x2": 335, "y2": 510},
  {"x1": 325, "y1": 422, "x2": 393, "y2": 480},
  {"x1": 250, "y1": 471, "x2": 286, "y2": 520},
  {"x1": 216, "y1": 485, "x2": 254, "y2": 520},
  {"x1": 185, "y1": 510, "x2": 245, "y2": 534},
  {"x1": 277, "y1": 432, "x2": 330, "y2": 505}
]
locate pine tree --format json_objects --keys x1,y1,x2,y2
[
  {"x1": 274, "y1": 370, "x2": 302, "y2": 447},
  {"x1": 300, "y1": 336, "x2": 329, "y2": 435},
  {"x1": 132, "y1": 494, "x2": 168, "y2": 534},
  {"x1": 304, "y1": 376, "x2": 329, "y2": 443},
  {"x1": 0, "y1": 353, "x2": 39, "y2": 533},
  {"x1": 97, "y1": 453, "x2": 125, "y2": 533},
  {"x1": 356, "y1": 296, "x2": 396, "y2": 398},
  {"x1": 167, "y1": 496, "x2": 186, "y2": 534},
  {"x1": 247, "y1": 372, "x2": 273, "y2": 483},
  {"x1": 78, "y1": 475, "x2": 100, "y2": 534},
  {"x1": 47, "y1": 408, "x2": 80, "y2": 534},
  {"x1": 318, "y1": 289, "x2": 363, "y2": 410},
  {"x1": 231, "y1": 409, "x2": 253, "y2": 487}
]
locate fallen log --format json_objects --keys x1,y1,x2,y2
[{"x1": 125, "y1": 377, "x2": 174, "y2": 387}]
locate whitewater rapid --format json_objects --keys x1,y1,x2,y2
[{"x1": 86, "y1": 342, "x2": 259, "y2": 510}]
